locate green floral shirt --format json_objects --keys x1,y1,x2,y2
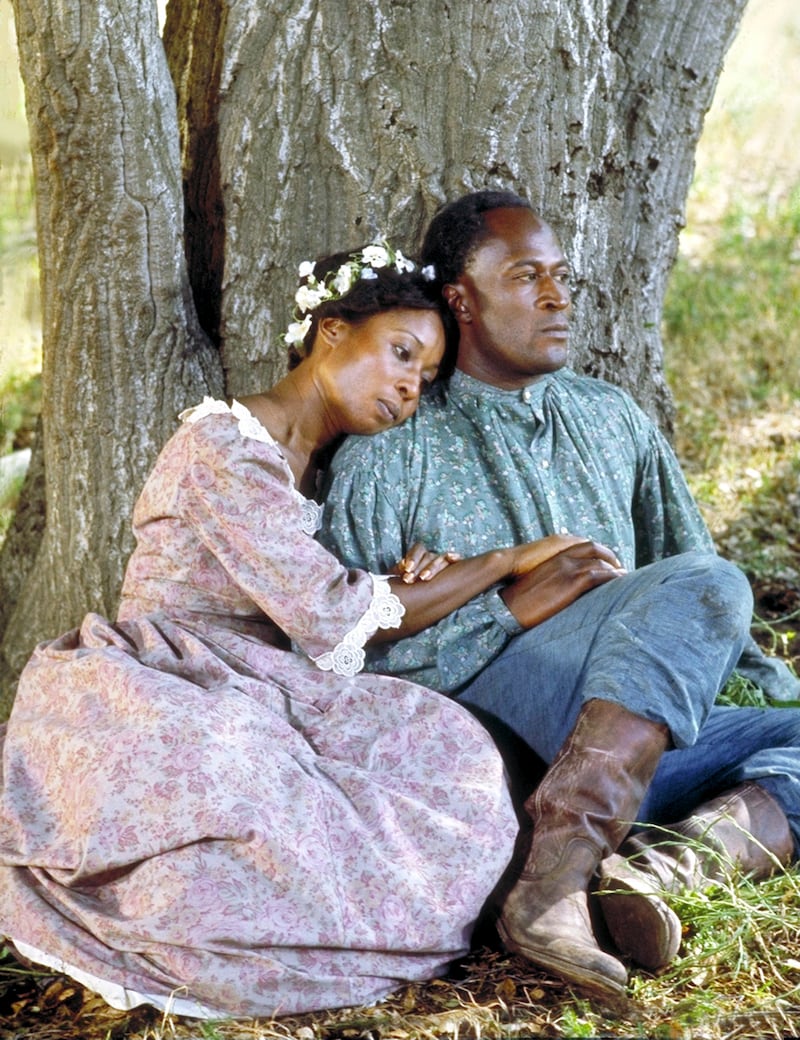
[{"x1": 320, "y1": 368, "x2": 798, "y2": 701}]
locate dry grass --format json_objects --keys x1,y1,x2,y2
[{"x1": 4, "y1": 869, "x2": 800, "y2": 1040}]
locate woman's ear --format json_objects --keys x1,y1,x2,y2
[
  {"x1": 443, "y1": 283, "x2": 472, "y2": 324},
  {"x1": 317, "y1": 316, "x2": 346, "y2": 348}
]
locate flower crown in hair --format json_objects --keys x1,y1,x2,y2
[{"x1": 283, "y1": 239, "x2": 437, "y2": 350}]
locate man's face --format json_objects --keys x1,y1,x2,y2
[{"x1": 448, "y1": 207, "x2": 571, "y2": 388}]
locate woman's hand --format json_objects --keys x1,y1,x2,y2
[
  {"x1": 501, "y1": 539, "x2": 626, "y2": 628},
  {"x1": 392, "y1": 542, "x2": 463, "y2": 584}
]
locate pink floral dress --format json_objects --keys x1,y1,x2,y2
[{"x1": 0, "y1": 400, "x2": 517, "y2": 1020}]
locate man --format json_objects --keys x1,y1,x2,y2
[{"x1": 320, "y1": 190, "x2": 800, "y2": 1000}]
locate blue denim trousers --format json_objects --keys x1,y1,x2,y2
[{"x1": 456, "y1": 552, "x2": 800, "y2": 854}]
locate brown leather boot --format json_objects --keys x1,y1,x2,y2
[
  {"x1": 497, "y1": 698, "x2": 670, "y2": 1000},
  {"x1": 597, "y1": 782, "x2": 794, "y2": 970}
]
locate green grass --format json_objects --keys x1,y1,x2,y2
[
  {"x1": 0, "y1": 367, "x2": 40, "y2": 455},
  {"x1": 664, "y1": 190, "x2": 800, "y2": 465},
  {"x1": 0, "y1": 368, "x2": 39, "y2": 539},
  {"x1": 660, "y1": 194, "x2": 800, "y2": 595}
]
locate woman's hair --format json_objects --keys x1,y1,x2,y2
[
  {"x1": 287, "y1": 246, "x2": 458, "y2": 377},
  {"x1": 420, "y1": 190, "x2": 532, "y2": 286}
]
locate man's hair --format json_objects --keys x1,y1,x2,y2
[{"x1": 420, "y1": 190, "x2": 532, "y2": 285}]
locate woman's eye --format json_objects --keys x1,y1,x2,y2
[{"x1": 393, "y1": 344, "x2": 411, "y2": 362}]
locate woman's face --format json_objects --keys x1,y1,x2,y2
[{"x1": 319, "y1": 308, "x2": 444, "y2": 435}]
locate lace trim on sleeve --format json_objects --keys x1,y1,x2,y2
[{"x1": 311, "y1": 575, "x2": 405, "y2": 677}]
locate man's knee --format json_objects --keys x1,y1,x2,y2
[{"x1": 659, "y1": 552, "x2": 753, "y2": 635}]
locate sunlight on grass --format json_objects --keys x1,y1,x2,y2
[
  {"x1": 662, "y1": 0, "x2": 800, "y2": 592},
  {"x1": 630, "y1": 866, "x2": 800, "y2": 1038}
]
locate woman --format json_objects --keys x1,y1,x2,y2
[{"x1": 0, "y1": 242, "x2": 578, "y2": 1020}]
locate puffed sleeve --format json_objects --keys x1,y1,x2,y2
[
  {"x1": 631, "y1": 415, "x2": 716, "y2": 565},
  {"x1": 176, "y1": 402, "x2": 404, "y2": 676}
]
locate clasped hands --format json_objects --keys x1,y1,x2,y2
[{"x1": 393, "y1": 533, "x2": 625, "y2": 630}]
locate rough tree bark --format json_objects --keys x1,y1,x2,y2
[
  {"x1": 165, "y1": 0, "x2": 748, "y2": 407},
  {"x1": 0, "y1": 0, "x2": 749, "y2": 715},
  {"x1": 0, "y1": 0, "x2": 223, "y2": 712}
]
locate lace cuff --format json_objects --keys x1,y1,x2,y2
[{"x1": 312, "y1": 575, "x2": 405, "y2": 677}]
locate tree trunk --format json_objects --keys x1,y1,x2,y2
[
  {"x1": 0, "y1": 0, "x2": 747, "y2": 714},
  {"x1": 0, "y1": 0, "x2": 223, "y2": 713},
  {"x1": 169, "y1": 0, "x2": 747, "y2": 406}
]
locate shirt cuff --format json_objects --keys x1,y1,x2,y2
[{"x1": 485, "y1": 587, "x2": 525, "y2": 635}]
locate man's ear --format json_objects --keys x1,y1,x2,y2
[
  {"x1": 317, "y1": 316, "x2": 345, "y2": 347},
  {"x1": 443, "y1": 283, "x2": 472, "y2": 325}
]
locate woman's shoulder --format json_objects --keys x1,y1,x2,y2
[
  {"x1": 157, "y1": 397, "x2": 299, "y2": 501},
  {"x1": 177, "y1": 397, "x2": 288, "y2": 459},
  {"x1": 179, "y1": 397, "x2": 277, "y2": 443}
]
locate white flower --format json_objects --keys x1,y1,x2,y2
[
  {"x1": 284, "y1": 315, "x2": 312, "y2": 345},
  {"x1": 361, "y1": 244, "x2": 390, "y2": 268},
  {"x1": 332, "y1": 262, "x2": 356, "y2": 295},
  {"x1": 284, "y1": 240, "x2": 426, "y2": 350},
  {"x1": 313, "y1": 643, "x2": 365, "y2": 677},
  {"x1": 394, "y1": 250, "x2": 416, "y2": 273},
  {"x1": 421, "y1": 264, "x2": 436, "y2": 282},
  {"x1": 330, "y1": 643, "x2": 365, "y2": 676},
  {"x1": 295, "y1": 283, "x2": 328, "y2": 312},
  {"x1": 372, "y1": 593, "x2": 405, "y2": 629}
]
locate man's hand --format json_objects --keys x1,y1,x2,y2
[
  {"x1": 509, "y1": 533, "x2": 600, "y2": 576},
  {"x1": 392, "y1": 542, "x2": 463, "y2": 584},
  {"x1": 501, "y1": 540, "x2": 625, "y2": 628}
]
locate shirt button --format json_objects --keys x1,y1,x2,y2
[
  {"x1": 560, "y1": 526, "x2": 569, "y2": 534},
  {"x1": 522, "y1": 389, "x2": 531, "y2": 402},
  {"x1": 541, "y1": 459, "x2": 550, "y2": 469}
]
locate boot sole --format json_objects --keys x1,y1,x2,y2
[
  {"x1": 497, "y1": 919, "x2": 628, "y2": 1002},
  {"x1": 597, "y1": 867, "x2": 682, "y2": 970}
]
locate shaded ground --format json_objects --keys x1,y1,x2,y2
[
  {"x1": 3, "y1": 902, "x2": 800, "y2": 1040},
  {"x1": 1, "y1": 467, "x2": 797, "y2": 1038},
  {"x1": 751, "y1": 576, "x2": 800, "y2": 672}
]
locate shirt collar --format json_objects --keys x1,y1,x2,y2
[{"x1": 447, "y1": 368, "x2": 559, "y2": 417}]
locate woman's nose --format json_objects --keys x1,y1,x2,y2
[{"x1": 398, "y1": 370, "x2": 423, "y2": 400}]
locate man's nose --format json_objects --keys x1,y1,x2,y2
[{"x1": 537, "y1": 275, "x2": 570, "y2": 310}]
